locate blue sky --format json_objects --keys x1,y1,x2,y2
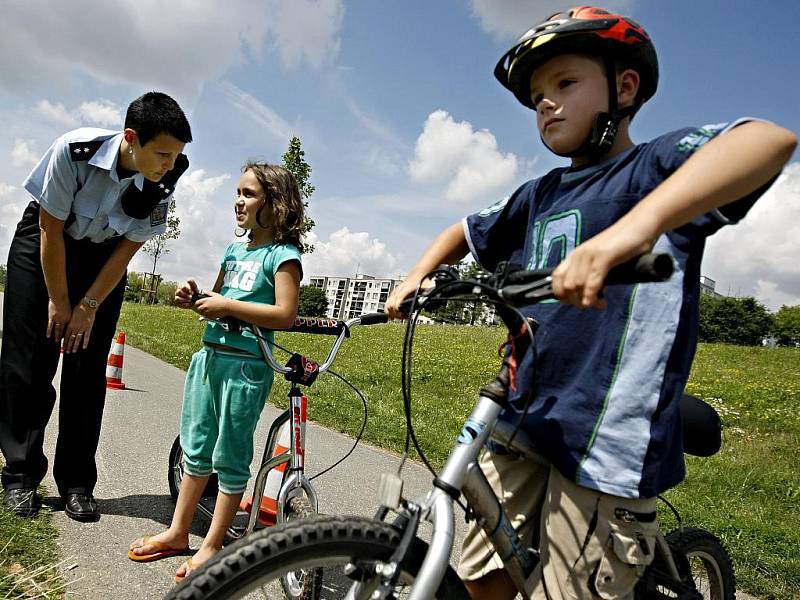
[{"x1": 1, "y1": 0, "x2": 799, "y2": 309}]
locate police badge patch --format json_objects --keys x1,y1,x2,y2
[{"x1": 150, "y1": 202, "x2": 168, "y2": 226}]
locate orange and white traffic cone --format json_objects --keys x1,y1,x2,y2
[
  {"x1": 240, "y1": 418, "x2": 293, "y2": 527},
  {"x1": 106, "y1": 331, "x2": 126, "y2": 390}
]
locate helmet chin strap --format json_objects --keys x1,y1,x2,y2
[{"x1": 543, "y1": 56, "x2": 636, "y2": 160}]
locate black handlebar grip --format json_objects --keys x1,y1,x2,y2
[
  {"x1": 398, "y1": 297, "x2": 416, "y2": 315},
  {"x1": 360, "y1": 312, "x2": 389, "y2": 325},
  {"x1": 604, "y1": 252, "x2": 674, "y2": 285}
]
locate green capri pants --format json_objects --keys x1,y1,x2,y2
[{"x1": 180, "y1": 345, "x2": 272, "y2": 494}]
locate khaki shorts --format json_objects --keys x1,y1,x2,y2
[{"x1": 458, "y1": 450, "x2": 658, "y2": 600}]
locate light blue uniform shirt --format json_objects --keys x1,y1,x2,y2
[{"x1": 22, "y1": 127, "x2": 171, "y2": 243}]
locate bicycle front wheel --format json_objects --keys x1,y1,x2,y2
[
  {"x1": 165, "y1": 515, "x2": 469, "y2": 600},
  {"x1": 280, "y1": 496, "x2": 322, "y2": 600},
  {"x1": 667, "y1": 527, "x2": 736, "y2": 600}
]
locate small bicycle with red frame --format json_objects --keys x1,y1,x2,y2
[{"x1": 166, "y1": 308, "x2": 389, "y2": 599}]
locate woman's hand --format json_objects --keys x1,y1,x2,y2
[
  {"x1": 63, "y1": 302, "x2": 95, "y2": 353},
  {"x1": 47, "y1": 298, "x2": 72, "y2": 342},
  {"x1": 193, "y1": 291, "x2": 230, "y2": 320}
]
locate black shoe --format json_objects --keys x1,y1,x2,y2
[
  {"x1": 64, "y1": 493, "x2": 100, "y2": 522},
  {"x1": 4, "y1": 488, "x2": 42, "y2": 517}
]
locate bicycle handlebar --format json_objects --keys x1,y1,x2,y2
[
  {"x1": 196, "y1": 302, "x2": 389, "y2": 378},
  {"x1": 399, "y1": 252, "x2": 673, "y2": 314}
]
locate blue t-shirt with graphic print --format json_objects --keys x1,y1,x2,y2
[
  {"x1": 464, "y1": 121, "x2": 775, "y2": 499},
  {"x1": 203, "y1": 241, "x2": 302, "y2": 356}
]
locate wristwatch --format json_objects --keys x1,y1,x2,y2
[{"x1": 81, "y1": 296, "x2": 99, "y2": 310}]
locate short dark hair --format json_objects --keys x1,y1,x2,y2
[{"x1": 125, "y1": 91, "x2": 192, "y2": 147}]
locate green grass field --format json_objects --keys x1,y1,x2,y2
[{"x1": 114, "y1": 303, "x2": 799, "y2": 599}]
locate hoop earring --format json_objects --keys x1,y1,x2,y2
[{"x1": 234, "y1": 227, "x2": 248, "y2": 238}]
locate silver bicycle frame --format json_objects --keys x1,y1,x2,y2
[
  {"x1": 407, "y1": 395, "x2": 505, "y2": 600},
  {"x1": 344, "y1": 398, "x2": 507, "y2": 600},
  {"x1": 392, "y1": 399, "x2": 682, "y2": 599},
  {"x1": 244, "y1": 389, "x2": 319, "y2": 535}
]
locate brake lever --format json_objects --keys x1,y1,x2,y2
[{"x1": 397, "y1": 264, "x2": 462, "y2": 315}]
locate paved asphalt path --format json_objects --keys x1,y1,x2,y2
[
  {"x1": 36, "y1": 334, "x2": 465, "y2": 599},
  {"x1": 0, "y1": 294, "x2": 757, "y2": 600}
]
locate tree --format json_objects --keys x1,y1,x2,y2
[
  {"x1": 156, "y1": 279, "x2": 179, "y2": 306},
  {"x1": 772, "y1": 304, "x2": 800, "y2": 346},
  {"x1": 698, "y1": 294, "x2": 774, "y2": 346},
  {"x1": 124, "y1": 271, "x2": 146, "y2": 302},
  {"x1": 282, "y1": 136, "x2": 316, "y2": 254},
  {"x1": 0, "y1": 264, "x2": 6, "y2": 290},
  {"x1": 141, "y1": 197, "x2": 180, "y2": 303},
  {"x1": 298, "y1": 285, "x2": 328, "y2": 317}
]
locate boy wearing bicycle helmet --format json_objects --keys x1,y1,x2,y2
[{"x1": 386, "y1": 6, "x2": 795, "y2": 599}]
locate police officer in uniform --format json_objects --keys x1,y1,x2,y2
[{"x1": 0, "y1": 91, "x2": 192, "y2": 521}]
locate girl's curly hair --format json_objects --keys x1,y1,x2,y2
[{"x1": 242, "y1": 161, "x2": 305, "y2": 252}]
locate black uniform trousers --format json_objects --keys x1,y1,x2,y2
[{"x1": 0, "y1": 201, "x2": 126, "y2": 497}]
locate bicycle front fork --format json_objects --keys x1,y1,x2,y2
[{"x1": 247, "y1": 385, "x2": 318, "y2": 534}]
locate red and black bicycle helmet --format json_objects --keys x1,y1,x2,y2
[{"x1": 494, "y1": 6, "x2": 659, "y2": 156}]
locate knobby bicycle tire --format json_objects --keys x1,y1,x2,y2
[
  {"x1": 165, "y1": 515, "x2": 469, "y2": 600},
  {"x1": 280, "y1": 496, "x2": 322, "y2": 600},
  {"x1": 666, "y1": 527, "x2": 736, "y2": 600}
]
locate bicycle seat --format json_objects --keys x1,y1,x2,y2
[
  {"x1": 491, "y1": 395, "x2": 722, "y2": 460},
  {"x1": 680, "y1": 394, "x2": 722, "y2": 457}
]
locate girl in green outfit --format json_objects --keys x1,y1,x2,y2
[{"x1": 128, "y1": 162, "x2": 304, "y2": 582}]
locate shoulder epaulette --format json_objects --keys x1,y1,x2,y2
[
  {"x1": 143, "y1": 153, "x2": 190, "y2": 203},
  {"x1": 119, "y1": 153, "x2": 190, "y2": 220},
  {"x1": 68, "y1": 140, "x2": 105, "y2": 161}
]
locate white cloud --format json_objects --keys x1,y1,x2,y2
[
  {"x1": 366, "y1": 148, "x2": 403, "y2": 177},
  {"x1": 408, "y1": 110, "x2": 518, "y2": 204},
  {"x1": 341, "y1": 93, "x2": 403, "y2": 147},
  {"x1": 77, "y1": 100, "x2": 123, "y2": 128},
  {"x1": 469, "y1": 0, "x2": 633, "y2": 40},
  {"x1": 218, "y1": 82, "x2": 293, "y2": 143},
  {"x1": 302, "y1": 228, "x2": 399, "y2": 280},
  {"x1": 130, "y1": 169, "x2": 233, "y2": 286},
  {"x1": 33, "y1": 98, "x2": 122, "y2": 129},
  {"x1": 11, "y1": 139, "x2": 38, "y2": 168},
  {"x1": 0, "y1": 183, "x2": 28, "y2": 263},
  {"x1": 266, "y1": 0, "x2": 344, "y2": 69},
  {"x1": 701, "y1": 162, "x2": 800, "y2": 310},
  {"x1": 35, "y1": 100, "x2": 79, "y2": 126},
  {"x1": 1, "y1": 0, "x2": 344, "y2": 96}
]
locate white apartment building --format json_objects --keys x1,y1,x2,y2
[
  {"x1": 308, "y1": 274, "x2": 403, "y2": 319},
  {"x1": 700, "y1": 275, "x2": 723, "y2": 298}
]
